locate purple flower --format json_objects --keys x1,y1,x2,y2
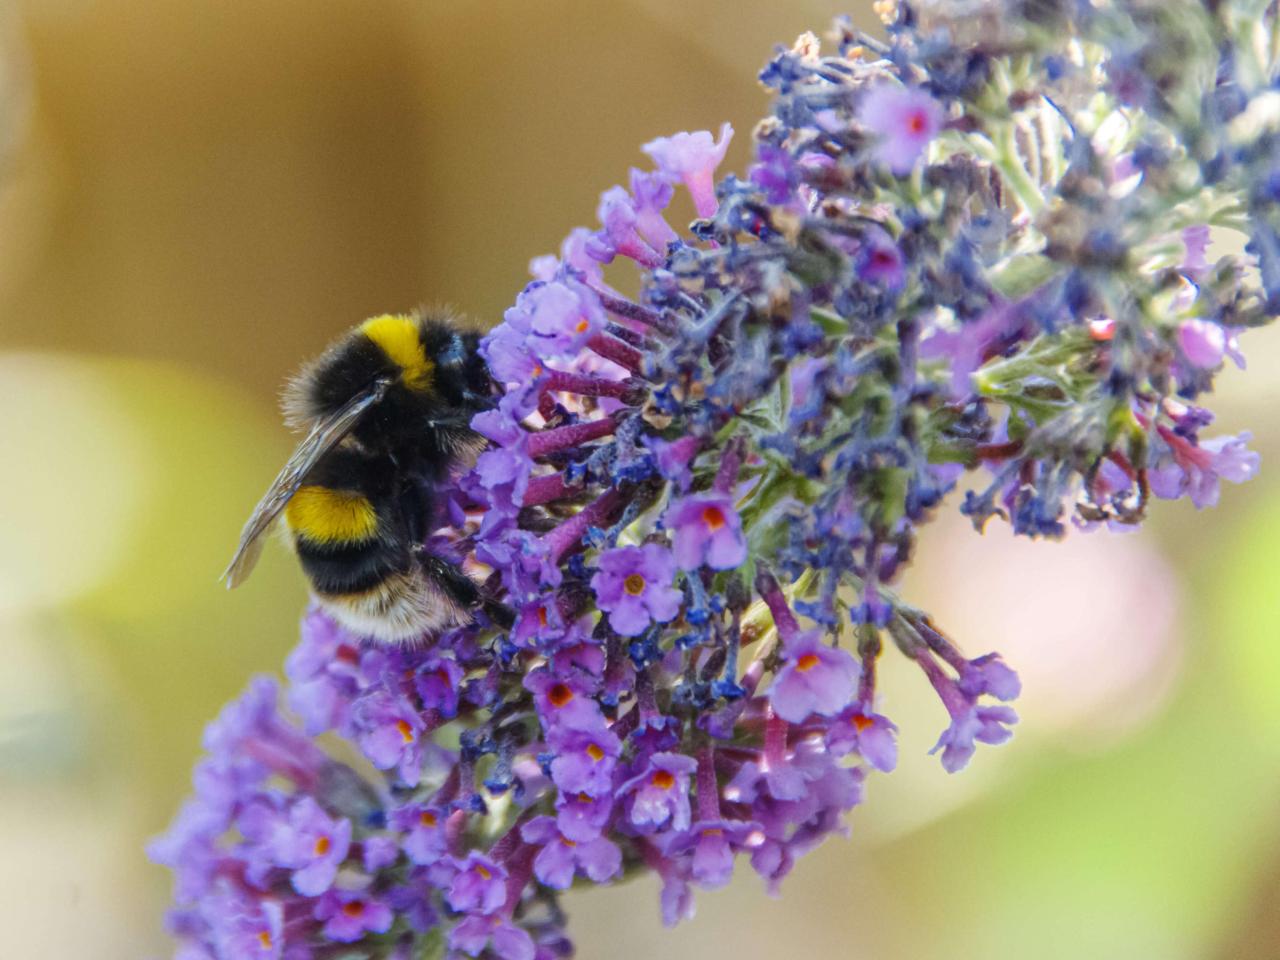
[
  {"x1": 522, "y1": 816, "x2": 623, "y2": 889},
  {"x1": 450, "y1": 915, "x2": 536, "y2": 960},
  {"x1": 548, "y1": 726, "x2": 622, "y2": 797},
  {"x1": 525, "y1": 278, "x2": 607, "y2": 358},
  {"x1": 314, "y1": 889, "x2": 394, "y2": 943},
  {"x1": 285, "y1": 610, "x2": 363, "y2": 735},
  {"x1": 590, "y1": 544, "x2": 684, "y2": 636},
  {"x1": 957, "y1": 653, "x2": 1022, "y2": 702},
  {"x1": 664, "y1": 494, "x2": 747, "y2": 570},
  {"x1": 930, "y1": 704, "x2": 1019, "y2": 773},
  {"x1": 628, "y1": 167, "x2": 679, "y2": 250},
  {"x1": 663, "y1": 820, "x2": 756, "y2": 889},
  {"x1": 413, "y1": 656, "x2": 465, "y2": 718},
  {"x1": 482, "y1": 300, "x2": 541, "y2": 385},
  {"x1": 1151, "y1": 429, "x2": 1260, "y2": 508},
  {"x1": 390, "y1": 804, "x2": 450, "y2": 865},
  {"x1": 525, "y1": 669, "x2": 606, "y2": 732},
  {"x1": 619, "y1": 752, "x2": 697, "y2": 834},
  {"x1": 362, "y1": 835, "x2": 400, "y2": 873},
  {"x1": 858, "y1": 84, "x2": 943, "y2": 175},
  {"x1": 857, "y1": 226, "x2": 905, "y2": 290},
  {"x1": 250, "y1": 796, "x2": 352, "y2": 897},
  {"x1": 767, "y1": 631, "x2": 860, "y2": 723},
  {"x1": 1178, "y1": 319, "x2": 1227, "y2": 369},
  {"x1": 749, "y1": 144, "x2": 798, "y2": 205},
  {"x1": 205, "y1": 883, "x2": 285, "y2": 960},
  {"x1": 590, "y1": 186, "x2": 665, "y2": 267},
  {"x1": 826, "y1": 708, "x2": 899, "y2": 772},
  {"x1": 351, "y1": 688, "x2": 426, "y2": 785},
  {"x1": 646, "y1": 435, "x2": 699, "y2": 490},
  {"x1": 642, "y1": 123, "x2": 734, "y2": 217},
  {"x1": 556, "y1": 790, "x2": 615, "y2": 842},
  {"x1": 447, "y1": 852, "x2": 509, "y2": 916},
  {"x1": 1182, "y1": 224, "x2": 1211, "y2": 279}
]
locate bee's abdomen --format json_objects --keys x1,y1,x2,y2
[
  {"x1": 295, "y1": 536, "x2": 408, "y2": 594},
  {"x1": 285, "y1": 484, "x2": 408, "y2": 593}
]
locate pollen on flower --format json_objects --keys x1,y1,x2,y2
[
  {"x1": 586, "y1": 743, "x2": 606, "y2": 762},
  {"x1": 853, "y1": 713, "x2": 875, "y2": 731},
  {"x1": 796, "y1": 653, "x2": 821, "y2": 672},
  {"x1": 257, "y1": 931, "x2": 272, "y2": 950},
  {"x1": 652, "y1": 770, "x2": 676, "y2": 790},
  {"x1": 313, "y1": 835, "x2": 331, "y2": 856},
  {"x1": 419, "y1": 811, "x2": 438, "y2": 827},
  {"x1": 701, "y1": 505, "x2": 726, "y2": 530},
  {"x1": 477, "y1": 865, "x2": 492, "y2": 880},
  {"x1": 623, "y1": 574, "x2": 646, "y2": 595},
  {"x1": 396, "y1": 720, "x2": 414, "y2": 743},
  {"x1": 549, "y1": 683, "x2": 574, "y2": 707}
]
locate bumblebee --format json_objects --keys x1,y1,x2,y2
[{"x1": 222, "y1": 311, "x2": 495, "y2": 642}]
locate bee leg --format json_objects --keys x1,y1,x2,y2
[
  {"x1": 481, "y1": 598, "x2": 516, "y2": 630},
  {"x1": 399, "y1": 481, "x2": 435, "y2": 546},
  {"x1": 417, "y1": 553, "x2": 480, "y2": 610}
]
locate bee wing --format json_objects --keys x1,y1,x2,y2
[{"x1": 221, "y1": 377, "x2": 394, "y2": 588}]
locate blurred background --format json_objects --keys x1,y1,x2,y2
[{"x1": 2, "y1": 1, "x2": 1280, "y2": 957}]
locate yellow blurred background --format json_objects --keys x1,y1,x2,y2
[{"x1": 3, "y1": 2, "x2": 1280, "y2": 958}]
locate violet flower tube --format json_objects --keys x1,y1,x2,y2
[{"x1": 153, "y1": 3, "x2": 1280, "y2": 957}]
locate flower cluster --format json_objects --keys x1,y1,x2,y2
[{"x1": 156, "y1": 3, "x2": 1280, "y2": 957}]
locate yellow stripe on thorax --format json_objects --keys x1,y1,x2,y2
[
  {"x1": 360, "y1": 314, "x2": 434, "y2": 391},
  {"x1": 285, "y1": 485, "x2": 379, "y2": 544}
]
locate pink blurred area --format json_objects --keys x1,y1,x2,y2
[{"x1": 2, "y1": 2, "x2": 1280, "y2": 959}]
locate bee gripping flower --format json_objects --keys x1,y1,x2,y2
[{"x1": 156, "y1": 5, "x2": 1280, "y2": 956}]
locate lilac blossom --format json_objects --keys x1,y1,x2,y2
[
  {"x1": 590, "y1": 543, "x2": 684, "y2": 636},
  {"x1": 313, "y1": 889, "x2": 393, "y2": 943},
  {"x1": 619, "y1": 752, "x2": 698, "y2": 834},
  {"x1": 642, "y1": 122, "x2": 733, "y2": 217},
  {"x1": 665, "y1": 493, "x2": 748, "y2": 570},
  {"x1": 450, "y1": 915, "x2": 536, "y2": 960},
  {"x1": 156, "y1": 8, "x2": 1280, "y2": 957},
  {"x1": 522, "y1": 816, "x2": 623, "y2": 888},
  {"x1": 447, "y1": 852, "x2": 509, "y2": 915},
  {"x1": 857, "y1": 84, "x2": 943, "y2": 175},
  {"x1": 768, "y1": 631, "x2": 860, "y2": 723}
]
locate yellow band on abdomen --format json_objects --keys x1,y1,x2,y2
[{"x1": 285, "y1": 485, "x2": 379, "y2": 544}]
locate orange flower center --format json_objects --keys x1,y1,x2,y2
[
  {"x1": 796, "y1": 653, "x2": 821, "y2": 673},
  {"x1": 396, "y1": 720, "x2": 414, "y2": 743},
  {"x1": 586, "y1": 743, "x2": 605, "y2": 762},
  {"x1": 575, "y1": 318, "x2": 590, "y2": 333},
  {"x1": 476, "y1": 865, "x2": 492, "y2": 880},
  {"x1": 419, "y1": 810, "x2": 438, "y2": 828},
  {"x1": 560, "y1": 836, "x2": 578, "y2": 848},
  {"x1": 907, "y1": 110, "x2": 927, "y2": 134},
  {"x1": 652, "y1": 769, "x2": 676, "y2": 790},
  {"x1": 549, "y1": 683, "x2": 574, "y2": 707},
  {"x1": 537, "y1": 605, "x2": 549, "y2": 627},
  {"x1": 623, "y1": 574, "x2": 646, "y2": 596},
  {"x1": 257, "y1": 931, "x2": 273, "y2": 950},
  {"x1": 853, "y1": 713, "x2": 875, "y2": 731},
  {"x1": 342, "y1": 900, "x2": 365, "y2": 917},
  {"x1": 313, "y1": 835, "x2": 331, "y2": 856},
  {"x1": 701, "y1": 505, "x2": 727, "y2": 531},
  {"x1": 335, "y1": 644, "x2": 360, "y2": 664}
]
